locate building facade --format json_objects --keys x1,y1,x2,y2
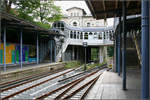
[{"x1": 61, "y1": 7, "x2": 107, "y2": 27}]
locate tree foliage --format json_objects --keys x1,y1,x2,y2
[
  {"x1": 33, "y1": 0, "x2": 62, "y2": 24},
  {"x1": 107, "y1": 46, "x2": 114, "y2": 57},
  {"x1": 1, "y1": 0, "x2": 62, "y2": 29}
]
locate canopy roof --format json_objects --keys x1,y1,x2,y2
[
  {"x1": 1, "y1": 12, "x2": 62, "y2": 36},
  {"x1": 86, "y1": 0, "x2": 141, "y2": 19}
]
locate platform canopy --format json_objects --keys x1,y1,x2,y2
[
  {"x1": 86, "y1": 0, "x2": 141, "y2": 19},
  {"x1": 1, "y1": 11, "x2": 62, "y2": 36}
]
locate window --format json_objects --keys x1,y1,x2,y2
[
  {"x1": 71, "y1": 13, "x2": 73, "y2": 16},
  {"x1": 70, "y1": 31, "x2": 73, "y2": 38},
  {"x1": 80, "y1": 32, "x2": 83, "y2": 39},
  {"x1": 84, "y1": 33, "x2": 88, "y2": 39},
  {"x1": 87, "y1": 23, "x2": 90, "y2": 27},
  {"x1": 74, "y1": 31, "x2": 76, "y2": 39},
  {"x1": 98, "y1": 33, "x2": 102, "y2": 39},
  {"x1": 77, "y1": 32, "x2": 79, "y2": 39},
  {"x1": 73, "y1": 22, "x2": 77, "y2": 26},
  {"x1": 89, "y1": 32, "x2": 93, "y2": 35},
  {"x1": 77, "y1": 13, "x2": 79, "y2": 16}
]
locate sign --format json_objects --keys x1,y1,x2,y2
[{"x1": 83, "y1": 42, "x2": 88, "y2": 47}]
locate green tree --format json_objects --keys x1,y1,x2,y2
[
  {"x1": 1, "y1": 0, "x2": 62, "y2": 29},
  {"x1": 14, "y1": 0, "x2": 40, "y2": 22},
  {"x1": 107, "y1": 46, "x2": 114, "y2": 57},
  {"x1": 33, "y1": 0, "x2": 62, "y2": 24}
]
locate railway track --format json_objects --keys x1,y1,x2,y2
[
  {"x1": 1, "y1": 68, "x2": 77, "y2": 100},
  {"x1": 0, "y1": 68, "x2": 66, "y2": 92},
  {"x1": 35, "y1": 67, "x2": 105, "y2": 100},
  {"x1": 1, "y1": 65, "x2": 106, "y2": 100}
]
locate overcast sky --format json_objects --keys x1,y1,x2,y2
[
  {"x1": 54, "y1": 1, "x2": 90, "y2": 14},
  {"x1": 54, "y1": 1, "x2": 114, "y2": 26}
]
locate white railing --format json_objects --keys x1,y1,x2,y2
[
  {"x1": 68, "y1": 38, "x2": 113, "y2": 46},
  {"x1": 56, "y1": 38, "x2": 71, "y2": 62}
]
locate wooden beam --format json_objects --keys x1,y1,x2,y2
[
  {"x1": 127, "y1": 1, "x2": 130, "y2": 8},
  {"x1": 114, "y1": 0, "x2": 118, "y2": 17},
  {"x1": 85, "y1": 0, "x2": 97, "y2": 18}
]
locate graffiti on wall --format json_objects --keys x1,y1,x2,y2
[{"x1": 0, "y1": 43, "x2": 36, "y2": 65}]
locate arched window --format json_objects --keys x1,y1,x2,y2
[
  {"x1": 70, "y1": 31, "x2": 73, "y2": 38},
  {"x1": 87, "y1": 23, "x2": 90, "y2": 27},
  {"x1": 74, "y1": 31, "x2": 76, "y2": 39},
  {"x1": 73, "y1": 22, "x2": 77, "y2": 26},
  {"x1": 98, "y1": 33, "x2": 102, "y2": 39},
  {"x1": 84, "y1": 33, "x2": 88, "y2": 39},
  {"x1": 77, "y1": 32, "x2": 79, "y2": 39},
  {"x1": 80, "y1": 32, "x2": 83, "y2": 39},
  {"x1": 89, "y1": 32, "x2": 93, "y2": 35}
]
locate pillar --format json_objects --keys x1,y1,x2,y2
[
  {"x1": 72, "y1": 46, "x2": 75, "y2": 60},
  {"x1": 141, "y1": 0, "x2": 149, "y2": 99},
  {"x1": 50, "y1": 40, "x2": 53, "y2": 63},
  {"x1": 3, "y1": 23, "x2": 6, "y2": 71},
  {"x1": 54, "y1": 40, "x2": 56, "y2": 62},
  {"x1": 69, "y1": 30, "x2": 71, "y2": 38},
  {"x1": 79, "y1": 32, "x2": 81, "y2": 39},
  {"x1": 77, "y1": 46, "x2": 79, "y2": 60},
  {"x1": 117, "y1": 16, "x2": 121, "y2": 76},
  {"x1": 116, "y1": 35, "x2": 118, "y2": 72},
  {"x1": 122, "y1": 0, "x2": 127, "y2": 90},
  {"x1": 83, "y1": 32, "x2": 85, "y2": 40},
  {"x1": 36, "y1": 33, "x2": 39, "y2": 64},
  {"x1": 99, "y1": 46, "x2": 104, "y2": 63},
  {"x1": 20, "y1": 28, "x2": 23, "y2": 69}
]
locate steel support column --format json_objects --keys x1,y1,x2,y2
[
  {"x1": 122, "y1": 0, "x2": 127, "y2": 90},
  {"x1": 3, "y1": 23, "x2": 6, "y2": 71},
  {"x1": 72, "y1": 46, "x2": 75, "y2": 60},
  {"x1": 36, "y1": 33, "x2": 39, "y2": 64},
  {"x1": 116, "y1": 36, "x2": 118, "y2": 72},
  {"x1": 141, "y1": 0, "x2": 149, "y2": 99},
  {"x1": 84, "y1": 47, "x2": 87, "y2": 71},
  {"x1": 53, "y1": 40, "x2": 56, "y2": 62},
  {"x1": 118, "y1": 16, "x2": 121, "y2": 76},
  {"x1": 20, "y1": 28, "x2": 23, "y2": 69},
  {"x1": 50, "y1": 40, "x2": 53, "y2": 63}
]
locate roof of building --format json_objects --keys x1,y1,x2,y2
[
  {"x1": 1, "y1": 11, "x2": 62, "y2": 36},
  {"x1": 86, "y1": 0, "x2": 141, "y2": 19},
  {"x1": 66, "y1": 7, "x2": 87, "y2": 15}
]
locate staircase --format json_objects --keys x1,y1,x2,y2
[
  {"x1": 131, "y1": 31, "x2": 141, "y2": 65},
  {"x1": 56, "y1": 38, "x2": 71, "y2": 62},
  {"x1": 126, "y1": 31, "x2": 141, "y2": 68}
]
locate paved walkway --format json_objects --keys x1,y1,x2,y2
[
  {"x1": 0, "y1": 62, "x2": 64, "y2": 74},
  {"x1": 87, "y1": 68, "x2": 141, "y2": 99}
]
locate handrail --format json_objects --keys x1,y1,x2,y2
[{"x1": 132, "y1": 32, "x2": 141, "y2": 65}]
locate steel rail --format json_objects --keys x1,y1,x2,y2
[
  {"x1": 63, "y1": 74, "x2": 100, "y2": 99},
  {"x1": 1, "y1": 69, "x2": 75, "y2": 100},
  {"x1": 1, "y1": 68, "x2": 64, "y2": 92},
  {"x1": 35, "y1": 69, "x2": 100, "y2": 100}
]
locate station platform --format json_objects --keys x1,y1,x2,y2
[
  {"x1": 87, "y1": 68, "x2": 141, "y2": 99},
  {"x1": 0, "y1": 62, "x2": 66, "y2": 83},
  {"x1": 0, "y1": 62, "x2": 64, "y2": 74}
]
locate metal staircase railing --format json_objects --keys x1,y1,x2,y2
[{"x1": 131, "y1": 32, "x2": 141, "y2": 65}]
